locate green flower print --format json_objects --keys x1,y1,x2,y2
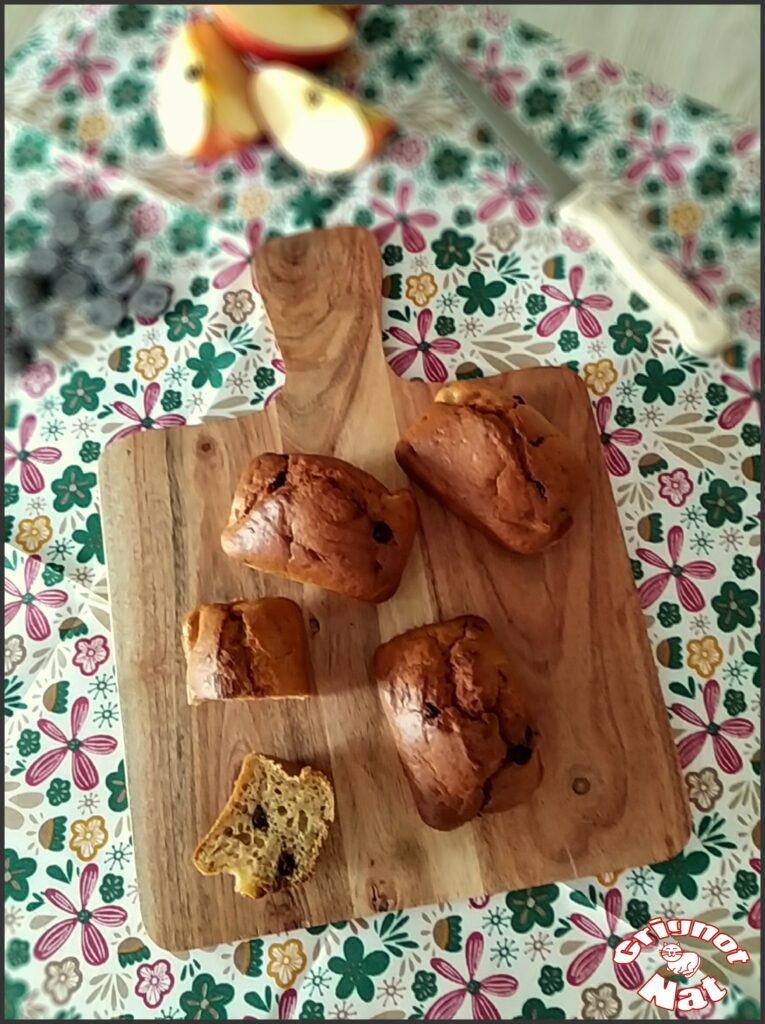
[
  {"x1": 539, "y1": 965, "x2": 564, "y2": 995},
  {"x1": 290, "y1": 188, "x2": 334, "y2": 229},
  {"x1": 522, "y1": 85, "x2": 560, "y2": 120},
  {"x1": 742, "y1": 423, "x2": 760, "y2": 447},
  {"x1": 106, "y1": 760, "x2": 128, "y2": 813},
  {"x1": 267, "y1": 154, "x2": 300, "y2": 184},
  {"x1": 187, "y1": 342, "x2": 236, "y2": 389},
  {"x1": 658, "y1": 602, "x2": 681, "y2": 628},
  {"x1": 72, "y1": 513, "x2": 104, "y2": 565},
  {"x1": 506, "y1": 884, "x2": 560, "y2": 932},
  {"x1": 712, "y1": 582, "x2": 758, "y2": 632},
  {"x1": 113, "y1": 3, "x2": 153, "y2": 32},
  {"x1": 706, "y1": 382, "x2": 728, "y2": 406},
  {"x1": 17, "y1": 729, "x2": 40, "y2": 757},
  {"x1": 254, "y1": 366, "x2": 275, "y2": 389},
  {"x1": 526, "y1": 294, "x2": 547, "y2": 315},
  {"x1": 721, "y1": 203, "x2": 760, "y2": 242},
  {"x1": 634, "y1": 358, "x2": 686, "y2": 404},
  {"x1": 559, "y1": 330, "x2": 579, "y2": 352},
  {"x1": 514, "y1": 998, "x2": 565, "y2": 1020},
  {"x1": 47, "y1": 778, "x2": 71, "y2": 806},
  {"x1": 61, "y1": 371, "x2": 105, "y2": 415},
  {"x1": 548, "y1": 124, "x2": 590, "y2": 161},
  {"x1": 170, "y1": 210, "x2": 209, "y2": 255},
  {"x1": 626, "y1": 898, "x2": 650, "y2": 929},
  {"x1": 10, "y1": 129, "x2": 48, "y2": 170},
  {"x1": 615, "y1": 405, "x2": 636, "y2": 427},
  {"x1": 51, "y1": 465, "x2": 96, "y2": 513},
  {"x1": 109, "y1": 75, "x2": 147, "y2": 110},
  {"x1": 382, "y1": 244, "x2": 403, "y2": 266},
  {"x1": 386, "y1": 47, "x2": 427, "y2": 84},
  {"x1": 361, "y1": 9, "x2": 398, "y2": 44},
  {"x1": 724, "y1": 689, "x2": 746, "y2": 716},
  {"x1": 700, "y1": 479, "x2": 746, "y2": 527},
  {"x1": 412, "y1": 970, "x2": 437, "y2": 1001},
  {"x1": 165, "y1": 299, "x2": 208, "y2": 342},
  {"x1": 431, "y1": 144, "x2": 471, "y2": 182},
  {"x1": 456, "y1": 271, "x2": 506, "y2": 315},
  {"x1": 130, "y1": 112, "x2": 161, "y2": 151},
  {"x1": 693, "y1": 160, "x2": 730, "y2": 197},
  {"x1": 5, "y1": 214, "x2": 43, "y2": 254},
  {"x1": 161, "y1": 389, "x2": 183, "y2": 412},
  {"x1": 5, "y1": 484, "x2": 19, "y2": 507},
  {"x1": 327, "y1": 936, "x2": 390, "y2": 1001},
  {"x1": 733, "y1": 555, "x2": 755, "y2": 580},
  {"x1": 191, "y1": 276, "x2": 209, "y2": 297},
  {"x1": 744, "y1": 636, "x2": 760, "y2": 688},
  {"x1": 609, "y1": 313, "x2": 652, "y2": 355},
  {"x1": 43, "y1": 563, "x2": 64, "y2": 586},
  {"x1": 734, "y1": 868, "x2": 758, "y2": 900},
  {"x1": 651, "y1": 850, "x2": 709, "y2": 899},
  {"x1": 6, "y1": 939, "x2": 30, "y2": 968},
  {"x1": 4, "y1": 849, "x2": 36, "y2": 902},
  {"x1": 454, "y1": 207, "x2": 473, "y2": 226},
  {"x1": 5, "y1": 976, "x2": 27, "y2": 1020},
  {"x1": 79, "y1": 440, "x2": 101, "y2": 463},
  {"x1": 299, "y1": 1001, "x2": 325, "y2": 1021},
  {"x1": 100, "y1": 873, "x2": 124, "y2": 903},
  {"x1": 431, "y1": 229, "x2": 474, "y2": 269},
  {"x1": 179, "y1": 973, "x2": 234, "y2": 1020}
]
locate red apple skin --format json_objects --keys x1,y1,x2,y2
[{"x1": 209, "y1": 5, "x2": 352, "y2": 67}]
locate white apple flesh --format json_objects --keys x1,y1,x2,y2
[{"x1": 210, "y1": 4, "x2": 353, "y2": 67}]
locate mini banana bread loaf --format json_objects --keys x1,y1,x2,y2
[
  {"x1": 374, "y1": 615, "x2": 542, "y2": 831},
  {"x1": 193, "y1": 753, "x2": 335, "y2": 899},
  {"x1": 395, "y1": 381, "x2": 586, "y2": 554},
  {"x1": 182, "y1": 597, "x2": 313, "y2": 705},
  {"x1": 221, "y1": 453, "x2": 418, "y2": 602}
]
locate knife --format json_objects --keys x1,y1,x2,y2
[{"x1": 438, "y1": 52, "x2": 730, "y2": 357}]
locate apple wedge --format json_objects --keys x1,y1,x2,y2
[
  {"x1": 156, "y1": 18, "x2": 262, "y2": 161},
  {"x1": 250, "y1": 64, "x2": 395, "y2": 176},
  {"x1": 209, "y1": 4, "x2": 353, "y2": 67}
]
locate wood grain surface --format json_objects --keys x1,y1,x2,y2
[{"x1": 99, "y1": 226, "x2": 690, "y2": 951}]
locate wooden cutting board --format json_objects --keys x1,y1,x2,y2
[{"x1": 100, "y1": 226, "x2": 689, "y2": 951}]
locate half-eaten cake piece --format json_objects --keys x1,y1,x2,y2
[{"x1": 193, "y1": 753, "x2": 335, "y2": 898}]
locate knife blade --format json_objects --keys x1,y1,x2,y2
[{"x1": 438, "y1": 51, "x2": 730, "y2": 357}]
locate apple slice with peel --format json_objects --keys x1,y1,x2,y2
[
  {"x1": 156, "y1": 18, "x2": 262, "y2": 161},
  {"x1": 210, "y1": 4, "x2": 353, "y2": 67},
  {"x1": 250, "y1": 64, "x2": 396, "y2": 176}
]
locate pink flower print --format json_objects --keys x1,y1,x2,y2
[
  {"x1": 740, "y1": 304, "x2": 760, "y2": 340},
  {"x1": 109, "y1": 383, "x2": 186, "y2": 446},
  {"x1": 213, "y1": 220, "x2": 262, "y2": 290},
  {"x1": 73, "y1": 636, "x2": 110, "y2": 676},
  {"x1": 56, "y1": 156, "x2": 121, "y2": 200},
  {"x1": 43, "y1": 31, "x2": 116, "y2": 98},
  {"x1": 20, "y1": 359, "x2": 56, "y2": 398},
  {"x1": 477, "y1": 161, "x2": 545, "y2": 225},
  {"x1": 567, "y1": 889, "x2": 644, "y2": 990},
  {"x1": 748, "y1": 858, "x2": 760, "y2": 929},
  {"x1": 636, "y1": 526, "x2": 715, "y2": 612},
  {"x1": 371, "y1": 181, "x2": 438, "y2": 254},
  {"x1": 25, "y1": 696, "x2": 117, "y2": 791},
  {"x1": 667, "y1": 236, "x2": 726, "y2": 306},
  {"x1": 130, "y1": 201, "x2": 166, "y2": 241},
  {"x1": 425, "y1": 932, "x2": 517, "y2": 1020},
  {"x1": 5, "y1": 415, "x2": 61, "y2": 493},
  {"x1": 658, "y1": 467, "x2": 693, "y2": 508},
  {"x1": 595, "y1": 398, "x2": 641, "y2": 477},
  {"x1": 732, "y1": 127, "x2": 759, "y2": 156},
  {"x1": 33, "y1": 863, "x2": 127, "y2": 966},
  {"x1": 537, "y1": 266, "x2": 613, "y2": 338},
  {"x1": 561, "y1": 226, "x2": 591, "y2": 253},
  {"x1": 388, "y1": 309, "x2": 460, "y2": 383},
  {"x1": 468, "y1": 895, "x2": 491, "y2": 909},
  {"x1": 390, "y1": 133, "x2": 427, "y2": 169},
  {"x1": 719, "y1": 354, "x2": 760, "y2": 429},
  {"x1": 136, "y1": 959, "x2": 175, "y2": 1009},
  {"x1": 462, "y1": 42, "x2": 525, "y2": 107},
  {"x1": 624, "y1": 118, "x2": 695, "y2": 187},
  {"x1": 5, "y1": 555, "x2": 67, "y2": 642},
  {"x1": 562, "y1": 52, "x2": 622, "y2": 83},
  {"x1": 671, "y1": 679, "x2": 755, "y2": 773}
]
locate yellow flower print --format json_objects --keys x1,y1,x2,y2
[
  {"x1": 16, "y1": 516, "x2": 53, "y2": 554},
  {"x1": 237, "y1": 188, "x2": 271, "y2": 220},
  {"x1": 668, "y1": 201, "x2": 704, "y2": 237},
  {"x1": 584, "y1": 358, "x2": 617, "y2": 396},
  {"x1": 687, "y1": 636, "x2": 723, "y2": 679},
  {"x1": 406, "y1": 272, "x2": 438, "y2": 308},
  {"x1": 266, "y1": 939, "x2": 306, "y2": 989},
  {"x1": 69, "y1": 815, "x2": 108, "y2": 862},
  {"x1": 78, "y1": 111, "x2": 111, "y2": 145},
  {"x1": 134, "y1": 345, "x2": 168, "y2": 382}
]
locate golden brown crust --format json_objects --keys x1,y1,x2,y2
[
  {"x1": 395, "y1": 381, "x2": 586, "y2": 555},
  {"x1": 221, "y1": 453, "x2": 419, "y2": 602},
  {"x1": 182, "y1": 598, "x2": 314, "y2": 705},
  {"x1": 374, "y1": 616, "x2": 542, "y2": 831}
]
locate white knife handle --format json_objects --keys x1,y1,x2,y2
[{"x1": 558, "y1": 184, "x2": 731, "y2": 357}]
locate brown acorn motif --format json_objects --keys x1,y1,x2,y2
[
  {"x1": 118, "y1": 937, "x2": 150, "y2": 968},
  {"x1": 38, "y1": 817, "x2": 67, "y2": 852},
  {"x1": 742, "y1": 455, "x2": 760, "y2": 482},
  {"x1": 433, "y1": 914, "x2": 462, "y2": 952},
  {"x1": 656, "y1": 637, "x2": 683, "y2": 669},
  {"x1": 639, "y1": 453, "x2": 668, "y2": 478},
  {"x1": 43, "y1": 680, "x2": 70, "y2": 714},
  {"x1": 234, "y1": 939, "x2": 263, "y2": 977},
  {"x1": 108, "y1": 345, "x2": 132, "y2": 372},
  {"x1": 637, "y1": 513, "x2": 664, "y2": 543},
  {"x1": 456, "y1": 361, "x2": 483, "y2": 380}
]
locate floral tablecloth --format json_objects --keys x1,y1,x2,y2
[{"x1": 4, "y1": 5, "x2": 760, "y2": 1020}]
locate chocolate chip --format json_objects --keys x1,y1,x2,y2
[
  {"x1": 512, "y1": 394, "x2": 526, "y2": 405},
  {"x1": 372, "y1": 521, "x2": 393, "y2": 544},
  {"x1": 185, "y1": 64, "x2": 203, "y2": 82},
  {"x1": 509, "y1": 744, "x2": 532, "y2": 765},
  {"x1": 529, "y1": 437, "x2": 544, "y2": 447},
  {"x1": 424, "y1": 702, "x2": 440, "y2": 719},
  {"x1": 277, "y1": 850, "x2": 296, "y2": 877},
  {"x1": 251, "y1": 805, "x2": 269, "y2": 830},
  {"x1": 268, "y1": 469, "x2": 288, "y2": 492},
  {"x1": 534, "y1": 480, "x2": 546, "y2": 498}
]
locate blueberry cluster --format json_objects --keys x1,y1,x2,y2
[{"x1": 5, "y1": 183, "x2": 172, "y2": 373}]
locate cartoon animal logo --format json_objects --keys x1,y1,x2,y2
[{"x1": 659, "y1": 942, "x2": 701, "y2": 978}]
